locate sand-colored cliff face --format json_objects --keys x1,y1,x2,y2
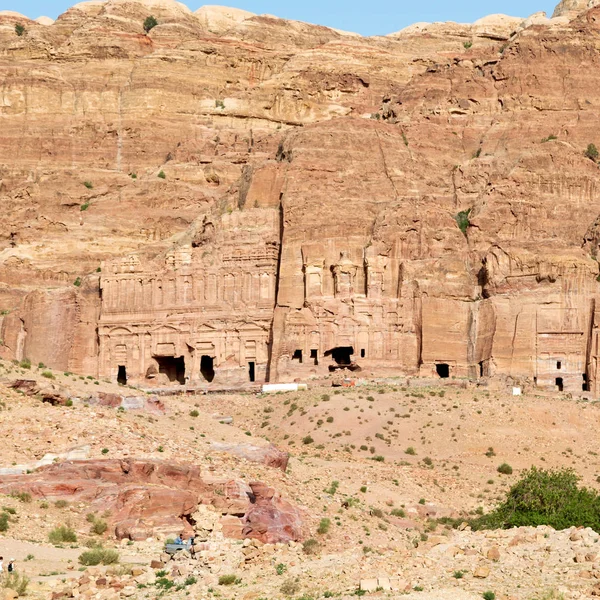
[{"x1": 2, "y1": 0, "x2": 600, "y2": 394}]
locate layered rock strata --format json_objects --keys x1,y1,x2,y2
[{"x1": 2, "y1": 1, "x2": 600, "y2": 395}]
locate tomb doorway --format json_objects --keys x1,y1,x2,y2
[
  {"x1": 156, "y1": 356, "x2": 186, "y2": 385},
  {"x1": 200, "y1": 355, "x2": 215, "y2": 382}
]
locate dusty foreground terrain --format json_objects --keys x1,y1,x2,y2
[{"x1": 0, "y1": 362, "x2": 599, "y2": 599}]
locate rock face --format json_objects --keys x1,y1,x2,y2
[
  {"x1": 3, "y1": 0, "x2": 600, "y2": 396},
  {"x1": 0, "y1": 459, "x2": 303, "y2": 541}
]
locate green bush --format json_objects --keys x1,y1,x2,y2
[
  {"x1": 54, "y1": 500, "x2": 68, "y2": 508},
  {"x1": 390, "y1": 508, "x2": 405, "y2": 518},
  {"x1": 15, "y1": 24, "x2": 25, "y2": 36},
  {"x1": 78, "y1": 547, "x2": 119, "y2": 566},
  {"x1": 11, "y1": 491, "x2": 31, "y2": 503},
  {"x1": 19, "y1": 359, "x2": 31, "y2": 369},
  {"x1": 83, "y1": 181, "x2": 93, "y2": 189},
  {"x1": 218, "y1": 574, "x2": 238, "y2": 586},
  {"x1": 586, "y1": 143, "x2": 599, "y2": 162},
  {"x1": 0, "y1": 512, "x2": 9, "y2": 532},
  {"x1": 49, "y1": 525, "x2": 77, "y2": 544},
  {"x1": 302, "y1": 538, "x2": 320, "y2": 555},
  {"x1": 405, "y1": 446, "x2": 416, "y2": 456},
  {"x1": 2, "y1": 572, "x2": 29, "y2": 596},
  {"x1": 497, "y1": 463, "x2": 513, "y2": 475},
  {"x1": 455, "y1": 209, "x2": 471, "y2": 235},
  {"x1": 189, "y1": 409, "x2": 199, "y2": 417},
  {"x1": 317, "y1": 518, "x2": 331, "y2": 534},
  {"x1": 302, "y1": 435, "x2": 314, "y2": 445},
  {"x1": 483, "y1": 593, "x2": 496, "y2": 600},
  {"x1": 463, "y1": 40, "x2": 473, "y2": 49},
  {"x1": 41, "y1": 371, "x2": 55, "y2": 379},
  {"x1": 471, "y1": 467, "x2": 600, "y2": 531},
  {"x1": 74, "y1": 277, "x2": 82, "y2": 287},
  {"x1": 91, "y1": 519, "x2": 108, "y2": 535},
  {"x1": 143, "y1": 15, "x2": 158, "y2": 33},
  {"x1": 157, "y1": 170, "x2": 166, "y2": 179}
]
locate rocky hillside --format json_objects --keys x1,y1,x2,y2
[{"x1": 1, "y1": 0, "x2": 600, "y2": 394}]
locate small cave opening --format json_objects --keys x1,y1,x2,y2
[
  {"x1": 292, "y1": 349, "x2": 303, "y2": 363},
  {"x1": 583, "y1": 373, "x2": 589, "y2": 392},
  {"x1": 117, "y1": 365, "x2": 127, "y2": 385},
  {"x1": 310, "y1": 349, "x2": 318, "y2": 365},
  {"x1": 200, "y1": 355, "x2": 215, "y2": 382},
  {"x1": 557, "y1": 361, "x2": 562, "y2": 370},
  {"x1": 248, "y1": 361, "x2": 255, "y2": 382},
  {"x1": 436, "y1": 363, "x2": 450, "y2": 379},
  {"x1": 156, "y1": 356, "x2": 186, "y2": 385},
  {"x1": 556, "y1": 377, "x2": 564, "y2": 392}
]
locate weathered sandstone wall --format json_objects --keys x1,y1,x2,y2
[{"x1": 3, "y1": 0, "x2": 600, "y2": 395}]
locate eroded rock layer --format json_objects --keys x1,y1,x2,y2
[{"x1": 2, "y1": 0, "x2": 600, "y2": 394}]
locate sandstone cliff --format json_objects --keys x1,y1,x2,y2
[{"x1": 1, "y1": 0, "x2": 600, "y2": 396}]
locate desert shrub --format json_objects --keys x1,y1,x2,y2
[
  {"x1": 463, "y1": 40, "x2": 472, "y2": 49},
  {"x1": 497, "y1": 463, "x2": 513, "y2": 475},
  {"x1": 41, "y1": 371, "x2": 55, "y2": 379},
  {"x1": 390, "y1": 508, "x2": 405, "y2": 518},
  {"x1": 49, "y1": 525, "x2": 77, "y2": 544},
  {"x1": 218, "y1": 574, "x2": 238, "y2": 586},
  {"x1": 453, "y1": 570, "x2": 465, "y2": 579},
  {"x1": 54, "y1": 500, "x2": 68, "y2": 508},
  {"x1": 317, "y1": 518, "x2": 331, "y2": 534},
  {"x1": 78, "y1": 547, "x2": 119, "y2": 566},
  {"x1": 19, "y1": 359, "x2": 31, "y2": 369},
  {"x1": 586, "y1": 143, "x2": 599, "y2": 162},
  {"x1": 302, "y1": 435, "x2": 314, "y2": 445},
  {"x1": 372, "y1": 455, "x2": 385, "y2": 462},
  {"x1": 157, "y1": 170, "x2": 166, "y2": 179},
  {"x1": 80, "y1": 203, "x2": 89, "y2": 212},
  {"x1": 11, "y1": 491, "x2": 31, "y2": 503},
  {"x1": 143, "y1": 15, "x2": 158, "y2": 32},
  {"x1": 189, "y1": 409, "x2": 199, "y2": 417},
  {"x1": 471, "y1": 467, "x2": 600, "y2": 532},
  {"x1": 405, "y1": 446, "x2": 416, "y2": 456},
  {"x1": 83, "y1": 181, "x2": 93, "y2": 189},
  {"x1": 73, "y1": 277, "x2": 82, "y2": 287},
  {"x1": 483, "y1": 593, "x2": 496, "y2": 600},
  {"x1": 91, "y1": 519, "x2": 108, "y2": 535},
  {"x1": 275, "y1": 562, "x2": 287, "y2": 575},
  {"x1": 280, "y1": 578, "x2": 300, "y2": 596},
  {"x1": 423, "y1": 457, "x2": 433, "y2": 466},
  {"x1": 302, "y1": 538, "x2": 320, "y2": 555},
  {"x1": 541, "y1": 134, "x2": 557, "y2": 143},
  {"x1": 3, "y1": 507, "x2": 16, "y2": 515},
  {"x1": 2, "y1": 572, "x2": 29, "y2": 596},
  {"x1": 0, "y1": 513, "x2": 9, "y2": 532},
  {"x1": 455, "y1": 209, "x2": 471, "y2": 235},
  {"x1": 15, "y1": 24, "x2": 25, "y2": 36},
  {"x1": 215, "y1": 99, "x2": 225, "y2": 109},
  {"x1": 324, "y1": 481, "x2": 339, "y2": 495}
]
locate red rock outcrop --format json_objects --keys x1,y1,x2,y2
[
  {"x1": 241, "y1": 481, "x2": 304, "y2": 544},
  {"x1": 2, "y1": 0, "x2": 600, "y2": 397},
  {"x1": 0, "y1": 459, "x2": 302, "y2": 541}
]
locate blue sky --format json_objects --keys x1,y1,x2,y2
[{"x1": 16, "y1": 0, "x2": 558, "y2": 36}]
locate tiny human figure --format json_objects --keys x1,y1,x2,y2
[
  {"x1": 7, "y1": 559, "x2": 14, "y2": 573},
  {"x1": 0, "y1": 556, "x2": 3, "y2": 575},
  {"x1": 174, "y1": 534, "x2": 183, "y2": 544}
]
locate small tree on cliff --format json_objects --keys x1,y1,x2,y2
[
  {"x1": 15, "y1": 24, "x2": 26, "y2": 36},
  {"x1": 143, "y1": 16, "x2": 158, "y2": 33}
]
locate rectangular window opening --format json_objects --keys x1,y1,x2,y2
[
  {"x1": 292, "y1": 349, "x2": 303, "y2": 363},
  {"x1": 248, "y1": 361, "x2": 255, "y2": 382}
]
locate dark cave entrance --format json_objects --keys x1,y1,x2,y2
[
  {"x1": 325, "y1": 346, "x2": 354, "y2": 365},
  {"x1": 200, "y1": 355, "x2": 215, "y2": 382},
  {"x1": 156, "y1": 356, "x2": 186, "y2": 385},
  {"x1": 292, "y1": 349, "x2": 303, "y2": 363},
  {"x1": 248, "y1": 361, "x2": 255, "y2": 382},
  {"x1": 556, "y1": 377, "x2": 564, "y2": 392},
  {"x1": 117, "y1": 365, "x2": 127, "y2": 385},
  {"x1": 436, "y1": 363, "x2": 450, "y2": 379},
  {"x1": 310, "y1": 349, "x2": 318, "y2": 365}
]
